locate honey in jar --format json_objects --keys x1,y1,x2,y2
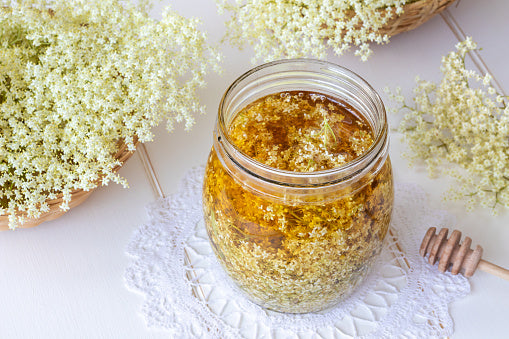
[{"x1": 203, "y1": 59, "x2": 393, "y2": 313}]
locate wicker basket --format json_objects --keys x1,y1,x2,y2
[
  {"x1": 0, "y1": 138, "x2": 138, "y2": 230},
  {"x1": 378, "y1": 0, "x2": 457, "y2": 36}
]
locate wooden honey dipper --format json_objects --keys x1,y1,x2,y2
[{"x1": 420, "y1": 227, "x2": 509, "y2": 280}]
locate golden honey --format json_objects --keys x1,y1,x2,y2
[{"x1": 203, "y1": 60, "x2": 393, "y2": 313}]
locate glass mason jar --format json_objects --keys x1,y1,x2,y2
[{"x1": 203, "y1": 59, "x2": 393, "y2": 313}]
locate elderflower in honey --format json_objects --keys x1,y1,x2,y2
[{"x1": 203, "y1": 60, "x2": 393, "y2": 313}]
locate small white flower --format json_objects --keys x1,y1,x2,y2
[
  {"x1": 389, "y1": 38, "x2": 508, "y2": 212},
  {"x1": 218, "y1": 0, "x2": 407, "y2": 62},
  {"x1": 0, "y1": 0, "x2": 220, "y2": 229}
]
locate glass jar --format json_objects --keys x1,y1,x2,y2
[{"x1": 203, "y1": 59, "x2": 393, "y2": 313}]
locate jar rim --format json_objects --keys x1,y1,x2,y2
[{"x1": 216, "y1": 58, "x2": 388, "y2": 188}]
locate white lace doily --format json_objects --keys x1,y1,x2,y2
[{"x1": 125, "y1": 167, "x2": 470, "y2": 338}]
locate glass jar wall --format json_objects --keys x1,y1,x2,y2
[{"x1": 203, "y1": 59, "x2": 393, "y2": 313}]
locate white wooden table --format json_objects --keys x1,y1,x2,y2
[{"x1": 1, "y1": 0, "x2": 508, "y2": 337}]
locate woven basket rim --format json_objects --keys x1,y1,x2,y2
[
  {"x1": 1, "y1": 0, "x2": 457, "y2": 229},
  {"x1": 377, "y1": 0, "x2": 457, "y2": 37},
  {"x1": 0, "y1": 137, "x2": 139, "y2": 229},
  {"x1": 1, "y1": 9, "x2": 144, "y2": 229}
]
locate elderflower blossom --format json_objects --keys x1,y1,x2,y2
[
  {"x1": 387, "y1": 37, "x2": 509, "y2": 213},
  {"x1": 0, "y1": 0, "x2": 221, "y2": 229},
  {"x1": 217, "y1": 0, "x2": 408, "y2": 62}
]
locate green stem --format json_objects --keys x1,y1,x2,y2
[{"x1": 323, "y1": 119, "x2": 337, "y2": 142}]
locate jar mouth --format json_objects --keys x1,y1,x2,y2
[{"x1": 216, "y1": 58, "x2": 388, "y2": 188}]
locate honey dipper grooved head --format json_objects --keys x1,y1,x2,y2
[{"x1": 420, "y1": 227, "x2": 483, "y2": 277}]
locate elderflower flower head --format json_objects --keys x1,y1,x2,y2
[
  {"x1": 0, "y1": 0, "x2": 221, "y2": 229},
  {"x1": 389, "y1": 37, "x2": 509, "y2": 213},
  {"x1": 217, "y1": 0, "x2": 408, "y2": 62}
]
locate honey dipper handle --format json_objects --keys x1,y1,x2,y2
[{"x1": 478, "y1": 260, "x2": 509, "y2": 281}]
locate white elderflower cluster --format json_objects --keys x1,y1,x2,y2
[
  {"x1": 0, "y1": 0, "x2": 221, "y2": 228},
  {"x1": 217, "y1": 0, "x2": 408, "y2": 62},
  {"x1": 387, "y1": 37, "x2": 509, "y2": 212}
]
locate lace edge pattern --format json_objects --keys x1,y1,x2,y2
[{"x1": 125, "y1": 167, "x2": 469, "y2": 338}]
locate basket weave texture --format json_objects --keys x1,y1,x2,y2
[
  {"x1": 0, "y1": 138, "x2": 138, "y2": 230},
  {"x1": 0, "y1": 0, "x2": 455, "y2": 230},
  {"x1": 378, "y1": 0, "x2": 456, "y2": 36}
]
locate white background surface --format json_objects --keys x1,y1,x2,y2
[{"x1": 1, "y1": 0, "x2": 508, "y2": 337}]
